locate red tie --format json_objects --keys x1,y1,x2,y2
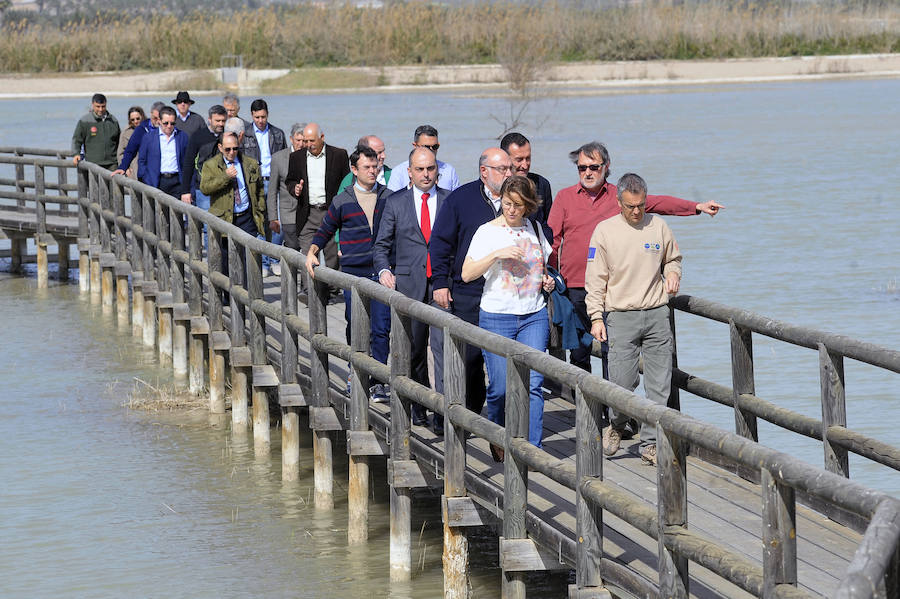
[{"x1": 420, "y1": 192, "x2": 431, "y2": 278}]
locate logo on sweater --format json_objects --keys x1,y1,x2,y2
[
  {"x1": 643, "y1": 242, "x2": 661, "y2": 254},
  {"x1": 587, "y1": 247, "x2": 596, "y2": 261},
  {"x1": 90, "y1": 126, "x2": 97, "y2": 136}
]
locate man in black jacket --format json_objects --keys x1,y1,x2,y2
[{"x1": 180, "y1": 105, "x2": 227, "y2": 206}]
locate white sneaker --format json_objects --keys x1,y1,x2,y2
[{"x1": 270, "y1": 262, "x2": 281, "y2": 276}]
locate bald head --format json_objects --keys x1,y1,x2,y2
[
  {"x1": 361, "y1": 135, "x2": 386, "y2": 171},
  {"x1": 478, "y1": 147, "x2": 512, "y2": 196},
  {"x1": 303, "y1": 123, "x2": 325, "y2": 156},
  {"x1": 408, "y1": 147, "x2": 437, "y2": 192}
]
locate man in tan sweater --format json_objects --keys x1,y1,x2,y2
[{"x1": 585, "y1": 173, "x2": 682, "y2": 466}]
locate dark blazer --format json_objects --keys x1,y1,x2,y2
[
  {"x1": 284, "y1": 144, "x2": 350, "y2": 230},
  {"x1": 180, "y1": 126, "x2": 217, "y2": 196},
  {"x1": 373, "y1": 186, "x2": 449, "y2": 303},
  {"x1": 137, "y1": 128, "x2": 189, "y2": 189}
]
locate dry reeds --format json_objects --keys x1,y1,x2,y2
[
  {"x1": 0, "y1": 2, "x2": 898, "y2": 73},
  {"x1": 124, "y1": 377, "x2": 207, "y2": 412}
]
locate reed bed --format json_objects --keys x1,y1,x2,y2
[{"x1": 0, "y1": 1, "x2": 898, "y2": 73}]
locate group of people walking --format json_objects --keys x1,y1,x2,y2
[{"x1": 72, "y1": 92, "x2": 724, "y2": 466}]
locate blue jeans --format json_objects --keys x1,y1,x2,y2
[
  {"x1": 480, "y1": 307, "x2": 549, "y2": 448},
  {"x1": 343, "y1": 274, "x2": 391, "y2": 365}
]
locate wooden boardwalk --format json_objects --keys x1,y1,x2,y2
[
  {"x1": 256, "y1": 278, "x2": 862, "y2": 599},
  {"x1": 3, "y1": 151, "x2": 898, "y2": 598}
]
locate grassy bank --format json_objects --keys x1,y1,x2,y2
[{"x1": 1, "y1": 1, "x2": 898, "y2": 73}]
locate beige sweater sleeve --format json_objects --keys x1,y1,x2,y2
[{"x1": 584, "y1": 223, "x2": 609, "y2": 322}]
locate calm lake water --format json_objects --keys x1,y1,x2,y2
[{"x1": 1, "y1": 79, "x2": 898, "y2": 595}]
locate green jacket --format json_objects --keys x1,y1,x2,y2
[
  {"x1": 199, "y1": 153, "x2": 267, "y2": 236},
  {"x1": 71, "y1": 111, "x2": 120, "y2": 168}
]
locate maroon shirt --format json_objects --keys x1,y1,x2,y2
[{"x1": 547, "y1": 181, "x2": 698, "y2": 288}]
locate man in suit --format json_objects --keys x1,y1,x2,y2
[
  {"x1": 137, "y1": 106, "x2": 189, "y2": 198},
  {"x1": 429, "y1": 147, "x2": 514, "y2": 420},
  {"x1": 387, "y1": 124, "x2": 459, "y2": 193},
  {"x1": 179, "y1": 104, "x2": 228, "y2": 206},
  {"x1": 284, "y1": 123, "x2": 350, "y2": 272},
  {"x1": 374, "y1": 147, "x2": 447, "y2": 432},
  {"x1": 267, "y1": 123, "x2": 306, "y2": 255}
]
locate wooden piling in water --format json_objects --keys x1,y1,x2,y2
[
  {"x1": 77, "y1": 170, "x2": 90, "y2": 293},
  {"x1": 347, "y1": 285, "x2": 372, "y2": 544},
  {"x1": 279, "y1": 257, "x2": 302, "y2": 482},
  {"x1": 442, "y1": 331, "x2": 470, "y2": 598},
  {"x1": 207, "y1": 229, "x2": 226, "y2": 414},
  {"x1": 228, "y1": 237, "x2": 249, "y2": 431},
  {"x1": 36, "y1": 241, "x2": 48, "y2": 288},
  {"x1": 246, "y1": 246, "x2": 270, "y2": 454},
  {"x1": 308, "y1": 267, "x2": 335, "y2": 510},
  {"x1": 169, "y1": 206, "x2": 188, "y2": 382},
  {"x1": 141, "y1": 191, "x2": 157, "y2": 348},
  {"x1": 388, "y1": 304, "x2": 413, "y2": 580},
  {"x1": 34, "y1": 164, "x2": 48, "y2": 288},
  {"x1": 501, "y1": 357, "x2": 530, "y2": 599},
  {"x1": 187, "y1": 216, "x2": 206, "y2": 396}
]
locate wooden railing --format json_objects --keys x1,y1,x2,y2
[{"x1": 2, "y1": 150, "x2": 899, "y2": 599}]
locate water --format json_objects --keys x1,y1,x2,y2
[{"x1": 1, "y1": 79, "x2": 899, "y2": 593}]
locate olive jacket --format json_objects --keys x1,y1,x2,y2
[{"x1": 199, "y1": 152, "x2": 267, "y2": 236}]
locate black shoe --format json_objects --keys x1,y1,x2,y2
[
  {"x1": 430, "y1": 416, "x2": 444, "y2": 436},
  {"x1": 411, "y1": 404, "x2": 428, "y2": 427}
]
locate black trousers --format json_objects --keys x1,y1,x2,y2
[
  {"x1": 220, "y1": 209, "x2": 259, "y2": 281},
  {"x1": 157, "y1": 174, "x2": 181, "y2": 197}
]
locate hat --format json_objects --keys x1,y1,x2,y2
[{"x1": 172, "y1": 91, "x2": 195, "y2": 105}]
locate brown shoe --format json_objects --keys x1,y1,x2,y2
[
  {"x1": 602, "y1": 426, "x2": 624, "y2": 456},
  {"x1": 489, "y1": 443, "x2": 505, "y2": 463},
  {"x1": 640, "y1": 444, "x2": 657, "y2": 466}
]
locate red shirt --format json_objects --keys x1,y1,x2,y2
[{"x1": 547, "y1": 181, "x2": 698, "y2": 288}]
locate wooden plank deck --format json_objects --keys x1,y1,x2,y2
[{"x1": 250, "y1": 274, "x2": 862, "y2": 598}]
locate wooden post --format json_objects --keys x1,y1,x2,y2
[
  {"x1": 89, "y1": 172, "x2": 102, "y2": 304},
  {"x1": 348, "y1": 283, "x2": 371, "y2": 545},
  {"x1": 573, "y1": 385, "x2": 606, "y2": 597},
  {"x1": 35, "y1": 164, "x2": 48, "y2": 288},
  {"x1": 156, "y1": 197, "x2": 173, "y2": 364},
  {"x1": 57, "y1": 163, "x2": 70, "y2": 282},
  {"x1": 280, "y1": 256, "x2": 301, "y2": 481},
  {"x1": 169, "y1": 205, "x2": 188, "y2": 382},
  {"x1": 308, "y1": 267, "x2": 334, "y2": 510},
  {"x1": 14, "y1": 149, "x2": 25, "y2": 211},
  {"x1": 58, "y1": 242, "x2": 70, "y2": 282},
  {"x1": 141, "y1": 191, "x2": 157, "y2": 348},
  {"x1": 729, "y1": 320, "x2": 757, "y2": 442},
  {"x1": 657, "y1": 422, "x2": 689, "y2": 599},
  {"x1": 98, "y1": 176, "x2": 114, "y2": 313},
  {"x1": 229, "y1": 236, "x2": 249, "y2": 431},
  {"x1": 207, "y1": 229, "x2": 226, "y2": 414},
  {"x1": 668, "y1": 305, "x2": 681, "y2": 411},
  {"x1": 187, "y1": 214, "x2": 206, "y2": 396},
  {"x1": 77, "y1": 169, "x2": 90, "y2": 293},
  {"x1": 9, "y1": 238, "x2": 24, "y2": 274},
  {"x1": 761, "y1": 468, "x2": 798, "y2": 598},
  {"x1": 112, "y1": 180, "x2": 129, "y2": 330},
  {"x1": 246, "y1": 245, "x2": 270, "y2": 453},
  {"x1": 502, "y1": 355, "x2": 530, "y2": 599},
  {"x1": 389, "y1": 303, "x2": 413, "y2": 580},
  {"x1": 443, "y1": 330, "x2": 470, "y2": 598},
  {"x1": 129, "y1": 185, "x2": 144, "y2": 338},
  {"x1": 819, "y1": 344, "x2": 849, "y2": 478}
]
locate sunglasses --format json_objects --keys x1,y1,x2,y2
[
  {"x1": 577, "y1": 164, "x2": 604, "y2": 172},
  {"x1": 160, "y1": 120, "x2": 176, "y2": 126},
  {"x1": 417, "y1": 143, "x2": 440, "y2": 152},
  {"x1": 222, "y1": 147, "x2": 238, "y2": 153}
]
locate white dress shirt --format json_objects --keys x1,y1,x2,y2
[{"x1": 306, "y1": 149, "x2": 327, "y2": 206}]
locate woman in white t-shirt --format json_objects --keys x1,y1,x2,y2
[{"x1": 462, "y1": 176, "x2": 554, "y2": 458}]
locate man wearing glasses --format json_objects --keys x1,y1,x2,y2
[
  {"x1": 547, "y1": 141, "x2": 723, "y2": 374},
  {"x1": 429, "y1": 147, "x2": 514, "y2": 424},
  {"x1": 387, "y1": 124, "x2": 459, "y2": 192},
  {"x1": 113, "y1": 101, "x2": 166, "y2": 178},
  {"x1": 137, "y1": 106, "x2": 189, "y2": 198},
  {"x1": 200, "y1": 132, "x2": 267, "y2": 241}
]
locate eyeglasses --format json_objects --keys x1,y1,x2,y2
[
  {"x1": 160, "y1": 120, "x2": 175, "y2": 126},
  {"x1": 222, "y1": 147, "x2": 238, "y2": 153},
  {"x1": 577, "y1": 163, "x2": 605, "y2": 172},
  {"x1": 485, "y1": 164, "x2": 513, "y2": 174},
  {"x1": 501, "y1": 201, "x2": 525, "y2": 211},
  {"x1": 129, "y1": 117, "x2": 142, "y2": 123},
  {"x1": 417, "y1": 143, "x2": 440, "y2": 152}
]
